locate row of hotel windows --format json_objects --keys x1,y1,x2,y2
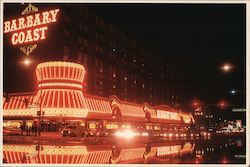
[
  {"x1": 66, "y1": 49, "x2": 166, "y2": 82},
  {"x1": 64, "y1": 36, "x2": 151, "y2": 68},
  {"x1": 63, "y1": 7, "x2": 150, "y2": 58},
  {"x1": 74, "y1": 7, "x2": 135, "y2": 44}
]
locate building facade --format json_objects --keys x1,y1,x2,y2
[
  {"x1": 3, "y1": 61, "x2": 194, "y2": 133},
  {"x1": 60, "y1": 5, "x2": 179, "y2": 106}
]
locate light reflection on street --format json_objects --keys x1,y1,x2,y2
[{"x1": 3, "y1": 137, "x2": 246, "y2": 164}]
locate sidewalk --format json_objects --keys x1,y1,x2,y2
[
  {"x1": 3, "y1": 132, "x2": 105, "y2": 144},
  {"x1": 4, "y1": 132, "x2": 79, "y2": 143}
]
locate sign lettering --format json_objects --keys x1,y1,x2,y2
[{"x1": 4, "y1": 9, "x2": 59, "y2": 45}]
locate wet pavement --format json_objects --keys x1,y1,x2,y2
[{"x1": 3, "y1": 133, "x2": 246, "y2": 164}]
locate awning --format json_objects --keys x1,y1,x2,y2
[
  {"x1": 84, "y1": 95, "x2": 112, "y2": 115},
  {"x1": 3, "y1": 95, "x2": 35, "y2": 110},
  {"x1": 36, "y1": 89, "x2": 87, "y2": 109}
]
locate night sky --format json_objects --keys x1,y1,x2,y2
[{"x1": 3, "y1": 3, "x2": 246, "y2": 117}]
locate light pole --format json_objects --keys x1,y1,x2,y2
[
  {"x1": 38, "y1": 69, "x2": 44, "y2": 135},
  {"x1": 22, "y1": 56, "x2": 44, "y2": 136}
]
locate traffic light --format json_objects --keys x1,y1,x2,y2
[{"x1": 219, "y1": 100, "x2": 227, "y2": 109}]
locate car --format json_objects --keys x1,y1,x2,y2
[
  {"x1": 3, "y1": 126, "x2": 21, "y2": 136},
  {"x1": 61, "y1": 125, "x2": 86, "y2": 137},
  {"x1": 86, "y1": 129, "x2": 109, "y2": 137}
]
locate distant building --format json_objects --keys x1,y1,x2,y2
[{"x1": 60, "y1": 5, "x2": 179, "y2": 105}]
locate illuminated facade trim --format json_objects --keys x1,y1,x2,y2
[
  {"x1": 36, "y1": 61, "x2": 85, "y2": 71},
  {"x1": 180, "y1": 113, "x2": 192, "y2": 124},
  {"x1": 4, "y1": 108, "x2": 89, "y2": 118},
  {"x1": 38, "y1": 82, "x2": 83, "y2": 89},
  {"x1": 3, "y1": 61, "x2": 194, "y2": 124},
  {"x1": 156, "y1": 109, "x2": 181, "y2": 120}
]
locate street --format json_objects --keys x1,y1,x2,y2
[{"x1": 3, "y1": 132, "x2": 246, "y2": 164}]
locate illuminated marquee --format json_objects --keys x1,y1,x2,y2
[
  {"x1": 156, "y1": 110, "x2": 181, "y2": 120},
  {"x1": 4, "y1": 9, "x2": 59, "y2": 45}
]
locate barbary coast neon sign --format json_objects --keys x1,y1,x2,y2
[{"x1": 4, "y1": 9, "x2": 59, "y2": 45}]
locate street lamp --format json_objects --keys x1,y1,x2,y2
[
  {"x1": 22, "y1": 56, "x2": 44, "y2": 135},
  {"x1": 23, "y1": 57, "x2": 32, "y2": 66},
  {"x1": 220, "y1": 63, "x2": 234, "y2": 73},
  {"x1": 219, "y1": 100, "x2": 228, "y2": 109},
  {"x1": 229, "y1": 89, "x2": 245, "y2": 95},
  {"x1": 230, "y1": 89, "x2": 236, "y2": 95}
]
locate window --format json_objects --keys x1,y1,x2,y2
[
  {"x1": 78, "y1": 22, "x2": 83, "y2": 30},
  {"x1": 146, "y1": 125, "x2": 153, "y2": 130},
  {"x1": 154, "y1": 125, "x2": 161, "y2": 131},
  {"x1": 121, "y1": 124, "x2": 131, "y2": 129},
  {"x1": 84, "y1": 26, "x2": 88, "y2": 33},
  {"x1": 106, "y1": 123, "x2": 118, "y2": 129},
  {"x1": 88, "y1": 122, "x2": 97, "y2": 129},
  {"x1": 84, "y1": 40, "x2": 88, "y2": 47}
]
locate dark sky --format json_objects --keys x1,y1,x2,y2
[
  {"x1": 3, "y1": 3, "x2": 246, "y2": 111},
  {"x1": 84, "y1": 4, "x2": 246, "y2": 106}
]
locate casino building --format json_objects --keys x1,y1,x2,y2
[{"x1": 3, "y1": 61, "x2": 194, "y2": 134}]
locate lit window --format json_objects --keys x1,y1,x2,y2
[
  {"x1": 154, "y1": 125, "x2": 161, "y2": 131},
  {"x1": 113, "y1": 73, "x2": 116, "y2": 77},
  {"x1": 124, "y1": 77, "x2": 128, "y2": 81},
  {"x1": 134, "y1": 80, "x2": 136, "y2": 84},
  {"x1": 88, "y1": 123, "x2": 97, "y2": 129},
  {"x1": 113, "y1": 48, "x2": 116, "y2": 52},
  {"x1": 113, "y1": 85, "x2": 116, "y2": 89},
  {"x1": 133, "y1": 59, "x2": 136, "y2": 63},
  {"x1": 106, "y1": 123, "x2": 118, "y2": 129},
  {"x1": 142, "y1": 64, "x2": 144, "y2": 67},
  {"x1": 124, "y1": 54, "x2": 126, "y2": 58},
  {"x1": 142, "y1": 84, "x2": 145, "y2": 89},
  {"x1": 146, "y1": 125, "x2": 153, "y2": 130}
]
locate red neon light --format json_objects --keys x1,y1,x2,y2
[
  {"x1": 4, "y1": 9, "x2": 59, "y2": 45},
  {"x1": 4, "y1": 9, "x2": 59, "y2": 33},
  {"x1": 11, "y1": 26, "x2": 48, "y2": 45}
]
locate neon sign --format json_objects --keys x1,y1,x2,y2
[{"x1": 4, "y1": 9, "x2": 59, "y2": 45}]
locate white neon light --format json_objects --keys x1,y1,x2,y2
[
  {"x1": 156, "y1": 110, "x2": 181, "y2": 120},
  {"x1": 38, "y1": 82, "x2": 82, "y2": 89},
  {"x1": 36, "y1": 61, "x2": 85, "y2": 71},
  {"x1": 3, "y1": 145, "x2": 88, "y2": 155},
  {"x1": 4, "y1": 108, "x2": 89, "y2": 117}
]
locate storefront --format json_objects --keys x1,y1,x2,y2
[{"x1": 3, "y1": 61, "x2": 195, "y2": 134}]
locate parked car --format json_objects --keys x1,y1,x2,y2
[
  {"x1": 86, "y1": 128, "x2": 109, "y2": 137},
  {"x1": 3, "y1": 126, "x2": 21, "y2": 136},
  {"x1": 61, "y1": 125, "x2": 86, "y2": 137}
]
